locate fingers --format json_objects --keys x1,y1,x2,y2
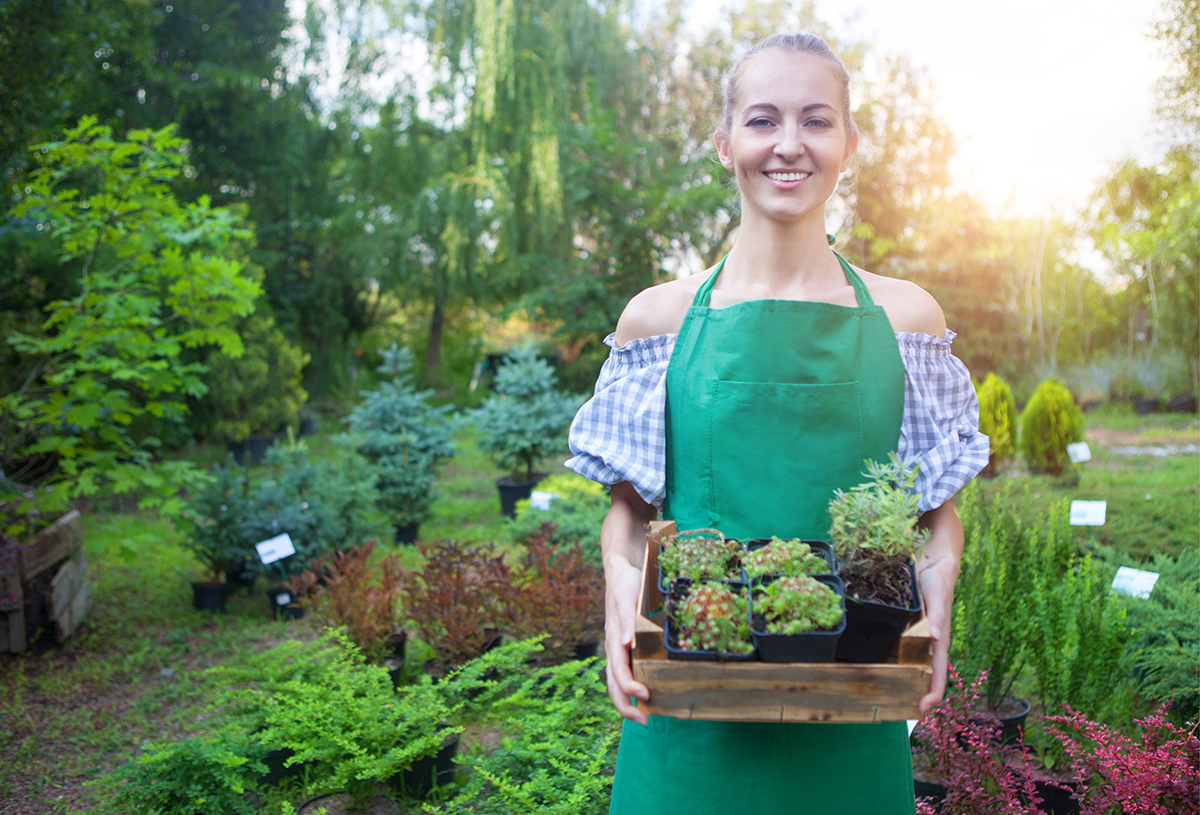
[
  {"x1": 919, "y1": 616, "x2": 951, "y2": 715},
  {"x1": 605, "y1": 626, "x2": 649, "y2": 725}
]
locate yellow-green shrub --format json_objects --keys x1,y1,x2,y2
[
  {"x1": 1018, "y1": 377, "x2": 1084, "y2": 475},
  {"x1": 976, "y1": 373, "x2": 1017, "y2": 475}
]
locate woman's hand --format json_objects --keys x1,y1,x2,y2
[
  {"x1": 600, "y1": 481, "x2": 657, "y2": 725},
  {"x1": 915, "y1": 498, "x2": 964, "y2": 715}
]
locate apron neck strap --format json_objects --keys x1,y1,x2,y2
[{"x1": 690, "y1": 249, "x2": 877, "y2": 309}]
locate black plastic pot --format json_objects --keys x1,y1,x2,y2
[
  {"x1": 1169, "y1": 392, "x2": 1198, "y2": 413},
  {"x1": 1131, "y1": 395, "x2": 1161, "y2": 415},
  {"x1": 664, "y1": 579, "x2": 756, "y2": 661},
  {"x1": 496, "y1": 475, "x2": 540, "y2": 517},
  {"x1": 394, "y1": 522, "x2": 419, "y2": 545},
  {"x1": 390, "y1": 731, "x2": 460, "y2": 799},
  {"x1": 1033, "y1": 778, "x2": 1081, "y2": 815},
  {"x1": 913, "y1": 777, "x2": 947, "y2": 809},
  {"x1": 742, "y1": 538, "x2": 836, "y2": 582},
  {"x1": 981, "y1": 695, "x2": 1032, "y2": 745},
  {"x1": 298, "y1": 416, "x2": 318, "y2": 436},
  {"x1": 295, "y1": 792, "x2": 398, "y2": 814},
  {"x1": 266, "y1": 585, "x2": 296, "y2": 618},
  {"x1": 260, "y1": 746, "x2": 312, "y2": 787},
  {"x1": 275, "y1": 603, "x2": 305, "y2": 621},
  {"x1": 750, "y1": 574, "x2": 846, "y2": 663},
  {"x1": 227, "y1": 434, "x2": 278, "y2": 466},
  {"x1": 191, "y1": 581, "x2": 230, "y2": 613},
  {"x1": 570, "y1": 639, "x2": 600, "y2": 660},
  {"x1": 835, "y1": 560, "x2": 923, "y2": 663}
]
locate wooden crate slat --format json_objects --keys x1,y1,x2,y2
[
  {"x1": 49, "y1": 556, "x2": 86, "y2": 617},
  {"x1": 54, "y1": 578, "x2": 91, "y2": 643},
  {"x1": 633, "y1": 519, "x2": 932, "y2": 723},
  {"x1": 19, "y1": 509, "x2": 83, "y2": 581}
]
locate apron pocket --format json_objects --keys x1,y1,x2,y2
[{"x1": 709, "y1": 379, "x2": 864, "y2": 539}]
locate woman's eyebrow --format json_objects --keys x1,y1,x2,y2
[{"x1": 743, "y1": 102, "x2": 836, "y2": 115}]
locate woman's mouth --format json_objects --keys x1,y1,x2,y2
[{"x1": 765, "y1": 171, "x2": 811, "y2": 182}]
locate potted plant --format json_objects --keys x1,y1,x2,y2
[
  {"x1": 504, "y1": 529, "x2": 605, "y2": 665},
  {"x1": 287, "y1": 541, "x2": 407, "y2": 667},
  {"x1": 470, "y1": 345, "x2": 584, "y2": 516},
  {"x1": 204, "y1": 313, "x2": 310, "y2": 465},
  {"x1": 828, "y1": 455, "x2": 929, "y2": 663},
  {"x1": 349, "y1": 344, "x2": 456, "y2": 539},
  {"x1": 178, "y1": 459, "x2": 253, "y2": 612},
  {"x1": 742, "y1": 537, "x2": 834, "y2": 581},
  {"x1": 399, "y1": 540, "x2": 512, "y2": 677},
  {"x1": 750, "y1": 574, "x2": 845, "y2": 662},
  {"x1": 665, "y1": 579, "x2": 755, "y2": 660},
  {"x1": 659, "y1": 528, "x2": 741, "y2": 590}
]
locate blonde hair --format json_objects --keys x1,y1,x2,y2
[{"x1": 716, "y1": 33, "x2": 857, "y2": 141}]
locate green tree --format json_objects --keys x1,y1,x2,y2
[{"x1": 1, "y1": 118, "x2": 260, "y2": 523}]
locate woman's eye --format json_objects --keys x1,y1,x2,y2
[
  {"x1": 747, "y1": 117, "x2": 773, "y2": 127},
  {"x1": 805, "y1": 118, "x2": 830, "y2": 128}
]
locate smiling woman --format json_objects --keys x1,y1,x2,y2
[{"x1": 565, "y1": 31, "x2": 989, "y2": 815}]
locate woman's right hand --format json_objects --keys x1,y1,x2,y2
[
  {"x1": 604, "y1": 554, "x2": 650, "y2": 724},
  {"x1": 600, "y1": 481, "x2": 657, "y2": 725}
]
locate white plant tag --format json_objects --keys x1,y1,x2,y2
[
  {"x1": 529, "y1": 490, "x2": 558, "y2": 511},
  {"x1": 1067, "y1": 441, "x2": 1092, "y2": 463},
  {"x1": 1111, "y1": 566, "x2": 1159, "y2": 599},
  {"x1": 1069, "y1": 500, "x2": 1107, "y2": 526},
  {"x1": 255, "y1": 533, "x2": 296, "y2": 565}
]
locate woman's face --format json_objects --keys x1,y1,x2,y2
[{"x1": 715, "y1": 50, "x2": 857, "y2": 226}]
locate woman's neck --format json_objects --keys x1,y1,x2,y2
[{"x1": 718, "y1": 214, "x2": 846, "y2": 298}]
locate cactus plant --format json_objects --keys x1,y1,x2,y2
[{"x1": 673, "y1": 582, "x2": 754, "y2": 655}]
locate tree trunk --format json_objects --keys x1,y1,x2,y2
[{"x1": 425, "y1": 299, "x2": 445, "y2": 384}]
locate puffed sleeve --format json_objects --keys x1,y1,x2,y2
[
  {"x1": 896, "y1": 331, "x2": 991, "y2": 512},
  {"x1": 565, "y1": 333, "x2": 674, "y2": 508}
]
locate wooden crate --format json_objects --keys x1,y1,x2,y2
[
  {"x1": 631, "y1": 520, "x2": 932, "y2": 723},
  {"x1": 2, "y1": 509, "x2": 90, "y2": 653}
]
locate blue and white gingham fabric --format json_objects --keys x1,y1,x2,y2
[{"x1": 566, "y1": 330, "x2": 989, "y2": 513}]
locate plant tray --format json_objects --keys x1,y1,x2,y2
[{"x1": 632, "y1": 520, "x2": 932, "y2": 723}]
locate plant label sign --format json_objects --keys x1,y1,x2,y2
[
  {"x1": 1067, "y1": 441, "x2": 1092, "y2": 463},
  {"x1": 1111, "y1": 566, "x2": 1159, "y2": 599},
  {"x1": 529, "y1": 490, "x2": 558, "y2": 511},
  {"x1": 1069, "y1": 500, "x2": 1107, "y2": 526},
  {"x1": 255, "y1": 533, "x2": 296, "y2": 565}
]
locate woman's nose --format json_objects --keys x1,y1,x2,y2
[{"x1": 774, "y1": 124, "x2": 804, "y2": 159}]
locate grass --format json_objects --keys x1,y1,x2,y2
[{"x1": 1, "y1": 404, "x2": 1195, "y2": 813}]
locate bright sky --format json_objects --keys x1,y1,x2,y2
[{"x1": 815, "y1": 0, "x2": 1169, "y2": 218}]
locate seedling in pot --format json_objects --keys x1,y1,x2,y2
[
  {"x1": 667, "y1": 580, "x2": 754, "y2": 658},
  {"x1": 659, "y1": 528, "x2": 741, "y2": 589},
  {"x1": 752, "y1": 575, "x2": 844, "y2": 635},
  {"x1": 743, "y1": 537, "x2": 832, "y2": 581}
]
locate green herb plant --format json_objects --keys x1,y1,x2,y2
[
  {"x1": 1018, "y1": 377, "x2": 1084, "y2": 476},
  {"x1": 743, "y1": 537, "x2": 828, "y2": 580},
  {"x1": 753, "y1": 575, "x2": 843, "y2": 635},
  {"x1": 672, "y1": 582, "x2": 753, "y2": 655},
  {"x1": 829, "y1": 455, "x2": 929, "y2": 606}
]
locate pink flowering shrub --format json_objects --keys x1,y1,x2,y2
[
  {"x1": 912, "y1": 668, "x2": 1043, "y2": 815},
  {"x1": 1043, "y1": 706, "x2": 1200, "y2": 815}
]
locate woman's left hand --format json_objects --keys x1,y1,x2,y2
[{"x1": 915, "y1": 499, "x2": 964, "y2": 715}]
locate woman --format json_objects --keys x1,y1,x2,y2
[{"x1": 567, "y1": 33, "x2": 989, "y2": 813}]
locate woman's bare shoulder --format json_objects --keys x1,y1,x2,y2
[
  {"x1": 613, "y1": 274, "x2": 707, "y2": 346},
  {"x1": 859, "y1": 270, "x2": 947, "y2": 337}
]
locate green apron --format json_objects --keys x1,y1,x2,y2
[{"x1": 609, "y1": 251, "x2": 916, "y2": 814}]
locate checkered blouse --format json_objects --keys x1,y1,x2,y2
[{"x1": 566, "y1": 331, "x2": 989, "y2": 513}]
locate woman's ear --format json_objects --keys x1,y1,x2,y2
[
  {"x1": 841, "y1": 130, "x2": 858, "y2": 173},
  {"x1": 714, "y1": 132, "x2": 733, "y2": 170}
]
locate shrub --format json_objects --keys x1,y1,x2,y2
[
  {"x1": 976, "y1": 372, "x2": 1017, "y2": 475},
  {"x1": 505, "y1": 526, "x2": 605, "y2": 664},
  {"x1": 508, "y1": 474, "x2": 608, "y2": 568},
  {"x1": 1018, "y1": 377, "x2": 1084, "y2": 475},
  {"x1": 106, "y1": 731, "x2": 269, "y2": 815},
  {"x1": 471, "y1": 345, "x2": 585, "y2": 482},
  {"x1": 287, "y1": 541, "x2": 406, "y2": 664}
]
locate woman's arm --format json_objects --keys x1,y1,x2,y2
[
  {"x1": 601, "y1": 480, "x2": 658, "y2": 724},
  {"x1": 915, "y1": 497, "x2": 963, "y2": 714}
]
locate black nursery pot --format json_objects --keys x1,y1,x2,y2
[
  {"x1": 496, "y1": 475, "x2": 539, "y2": 518},
  {"x1": 389, "y1": 731, "x2": 460, "y2": 799},
  {"x1": 750, "y1": 574, "x2": 846, "y2": 663},
  {"x1": 664, "y1": 579, "x2": 756, "y2": 661},
  {"x1": 191, "y1": 581, "x2": 230, "y2": 613},
  {"x1": 835, "y1": 560, "x2": 923, "y2": 663},
  {"x1": 394, "y1": 522, "x2": 420, "y2": 545}
]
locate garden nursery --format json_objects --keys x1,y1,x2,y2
[{"x1": 2, "y1": 1, "x2": 1198, "y2": 813}]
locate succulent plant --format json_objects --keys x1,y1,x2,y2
[
  {"x1": 743, "y1": 537, "x2": 828, "y2": 580},
  {"x1": 754, "y1": 576, "x2": 844, "y2": 635},
  {"x1": 660, "y1": 529, "x2": 741, "y2": 583},
  {"x1": 673, "y1": 582, "x2": 753, "y2": 654}
]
